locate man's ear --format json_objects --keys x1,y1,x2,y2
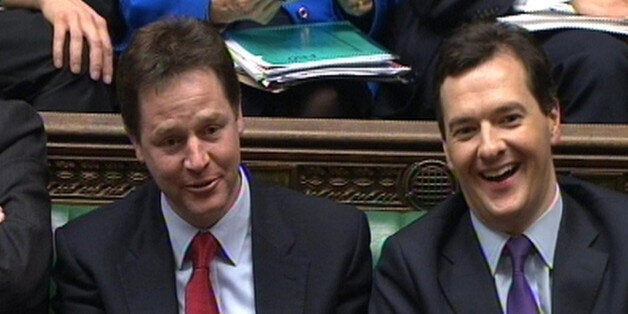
[
  {"x1": 129, "y1": 135, "x2": 145, "y2": 163},
  {"x1": 442, "y1": 140, "x2": 454, "y2": 170},
  {"x1": 237, "y1": 109, "x2": 245, "y2": 135},
  {"x1": 548, "y1": 101, "x2": 562, "y2": 145}
]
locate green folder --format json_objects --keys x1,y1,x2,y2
[
  {"x1": 224, "y1": 21, "x2": 410, "y2": 90},
  {"x1": 224, "y1": 21, "x2": 394, "y2": 69}
]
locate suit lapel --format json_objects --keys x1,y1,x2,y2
[
  {"x1": 116, "y1": 183, "x2": 179, "y2": 313},
  {"x1": 552, "y1": 193, "x2": 608, "y2": 313},
  {"x1": 250, "y1": 182, "x2": 309, "y2": 314},
  {"x1": 438, "y1": 199, "x2": 502, "y2": 313}
]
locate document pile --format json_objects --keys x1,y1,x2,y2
[
  {"x1": 498, "y1": 13, "x2": 628, "y2": 36},
  {"x1": 224, "y1": 21, "x2": 411, "y2": 92}
]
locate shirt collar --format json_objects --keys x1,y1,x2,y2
[
  {"x1": 471, "y1": 184, "x2": 563, "y2": 275},
  {"x1": 162, "y1": 166, "x2": 252, "y2": 270}
]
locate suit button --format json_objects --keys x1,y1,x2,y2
[{"x1": 297, "y1": 6, "x2": 310, "y2": 20}]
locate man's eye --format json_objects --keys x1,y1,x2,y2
[
  {"x1": 452, "y1": 126, "x2": 476, "y2": 139},
  {"x1": 501, "y1": 114, "x2": 523, "y2": 126},
  {"x1": 204, "y1": 125, "x2": 220, "y2": 136},
  {"x1": 162, "y1": 137, "x2": 182, "y2": 148}
]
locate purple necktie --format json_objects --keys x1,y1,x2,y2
[{"x1": 505, "y1": 236, "x2": 539, "y2": 314}]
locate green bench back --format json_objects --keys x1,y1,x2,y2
[{"x1": 52, "y1": 204, "x2": 426, "y2": 264}]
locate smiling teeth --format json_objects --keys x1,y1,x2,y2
[
  {"x1": 189, "y1": 180, "x2": 213, "y2": 189},
  {"x1": 483, "y1": 165, "x2": 515, "y2": 179}
]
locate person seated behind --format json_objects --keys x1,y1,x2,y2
[
  {"x1": 52, "y1": 17, "x2": 372, "y2": 313},
  {"x1": 0, "y1": 100, "x2": 51, "y2": 313},
  {"x1": 113, "y1": 0, "x2": 394, "y2": 118},
  {"x1": 0, "y1": 0, "x2": 119, "y2": 112},
  {"x1": 371, "y1": 0, "x2": 628, "y2": 123},
  {"x1": 370, "y1": 22, "x2": 628, "y2": 313}
]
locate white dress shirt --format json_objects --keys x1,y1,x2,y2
[
  {"x1": 161, "y1": 167, "x2": 255, "y2": 314},
  {"x1": 471, "y1": 185, "x2": 563, "y2": 314}
]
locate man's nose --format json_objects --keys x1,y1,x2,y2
[
  {"x1": 183, "y1": 137, "x2": 210, "y2": 171},
  {"x1": 477, "y1": 123, "x2": 506, "y2": 160}
]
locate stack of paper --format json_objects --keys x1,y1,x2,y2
[
  {"x1": 224, "y1": 21, "x2": 411, "y2": 92},
  {"x1": 498, "y1": 13, "x2": 628, "y2": 36}
]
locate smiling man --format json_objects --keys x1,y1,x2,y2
[
  {"x1": 370, "y1": 22, "x2": 628, "y2": 313},
  {"x1": 52, "y1": 18, "x2": 372, "y2": 313}
]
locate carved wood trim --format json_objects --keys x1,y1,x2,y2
[{"x1": 41, "y1": 112, "x2": 628, "y2": 210}]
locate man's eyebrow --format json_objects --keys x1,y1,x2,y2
[
  {"x1": 152, "y1": 121, "x2": 180, "y2": 137},
  {"x1": 447, "y1": 116, "x2": 475, "y2": 131},
  {"x1": 193, "y1": 110, "x2": 223, "y2": 124},
  {"x1": 446, "y1": 102, "x2": 527, "y2": 130},
  {"x1": 494, "y1": 102, "x2": 526, "y2": 115}
]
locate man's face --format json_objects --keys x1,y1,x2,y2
[
  {"x1": 440, "y1": 51, "x2": 561, "y2": 235},
  {"x1": 131, "y1": 69, "x2": 244, "y2": 229}
]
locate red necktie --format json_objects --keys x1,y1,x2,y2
[{"x1": 186, "y1": 232, "x2": 220, "y2": 314}]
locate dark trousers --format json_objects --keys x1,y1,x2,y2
[
  {"x1": 540, "y1": 29, "x2": 628, "y2": 123},
  {"x1": 0, "y1": 9, "x2": 117, "y2": 112},
  {"x1": 372, "y1": 0, "x2": 628, "y2": 123}
]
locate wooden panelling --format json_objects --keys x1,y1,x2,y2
[{"x1": 42, "y1": 112, "x2": 628, "y2": 210}]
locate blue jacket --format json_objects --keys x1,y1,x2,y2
[{"x1": 116, "y1": 0, "x2": 396, "y2": 51}]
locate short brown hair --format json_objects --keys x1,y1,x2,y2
[
  {"x1": 433, "y1": 21, "x2": 557, "y2": 139},
  {"x1": 116, "y1": 17, "x2": 241, "y2": 139}
]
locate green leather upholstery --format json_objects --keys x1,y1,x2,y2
[
  {"x1": 51, "y1": 204, "x2": 97, "y2": 232},
  {"x1": 51, "y1": 204, "x2": 426, "y2": 265},
  {"x1": 366, "y1": 211, "x2": 426, "y2": 264}
]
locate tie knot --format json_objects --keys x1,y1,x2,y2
[
  {"x1": 505, "y1": 236, "x2": 534, "y2": 271},
  {"x1": 190, "y1": 232, "x2": 219, "y2": 269}
]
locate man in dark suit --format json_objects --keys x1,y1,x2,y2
[
  {"x1": 0, "y1": 100, "x2": 52, "y2": 313},
  {"x1": 371, "y1": 0, "x2": 628, "y2": 123},
  {"x1": 370, "y1": 22, "x2": 628, "y2": 313},
  {"x1": 52, "y1": 18, "x2": 372, "y2": 313}
]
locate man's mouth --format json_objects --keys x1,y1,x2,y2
[
  {"x1": 480, "y1": 164, "x2": 519, "y2": 182},
  {"x1": 187, "y1": 178, "x2": 217, "y2": 191}
]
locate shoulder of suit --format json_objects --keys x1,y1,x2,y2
[
  {"x1": 58, "y1": 181, "x2": 157, "y2": 233},
  {"x1": 559, "y1": 176, "x2": 628, "y2": 210},
  {"x1": 251, "y1": 181, "x2": 364, "y2": 222},
  {"x1": 559, "y1": 176, "x2": 628, "y2": 240},
  {"x1": 389, "y1": 193, "x2": 467, "y2": 243}
]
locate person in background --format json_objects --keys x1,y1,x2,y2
[
  {"x1": 372, "y1": 0, "x2": 627, "y2": 123},
  {"x1": 52, "y1": 17, "x2": 372, "y2": 313},
  {"x1": 370, "y1": 22, "x2": 628, "y2": 313},
  {"x1": 0, "y1": 0, "x2": 119, "y2": 112},
  {"x1": 114, "y1": 0, "x2": 398, "y2": 118},
  {"x1": 0, "y1": 100, "x2": 52, "y2": 313}
]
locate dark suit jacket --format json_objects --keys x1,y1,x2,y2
[
  {"x1": 52, "y1": 178, "x2": 371, "y2": 313},
  {"x1": 370, "y1": 176, "x2": 628, "y2": 313},
  {"x1": 0, "y1": 100, "x2": 51, "y2": 313}
]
